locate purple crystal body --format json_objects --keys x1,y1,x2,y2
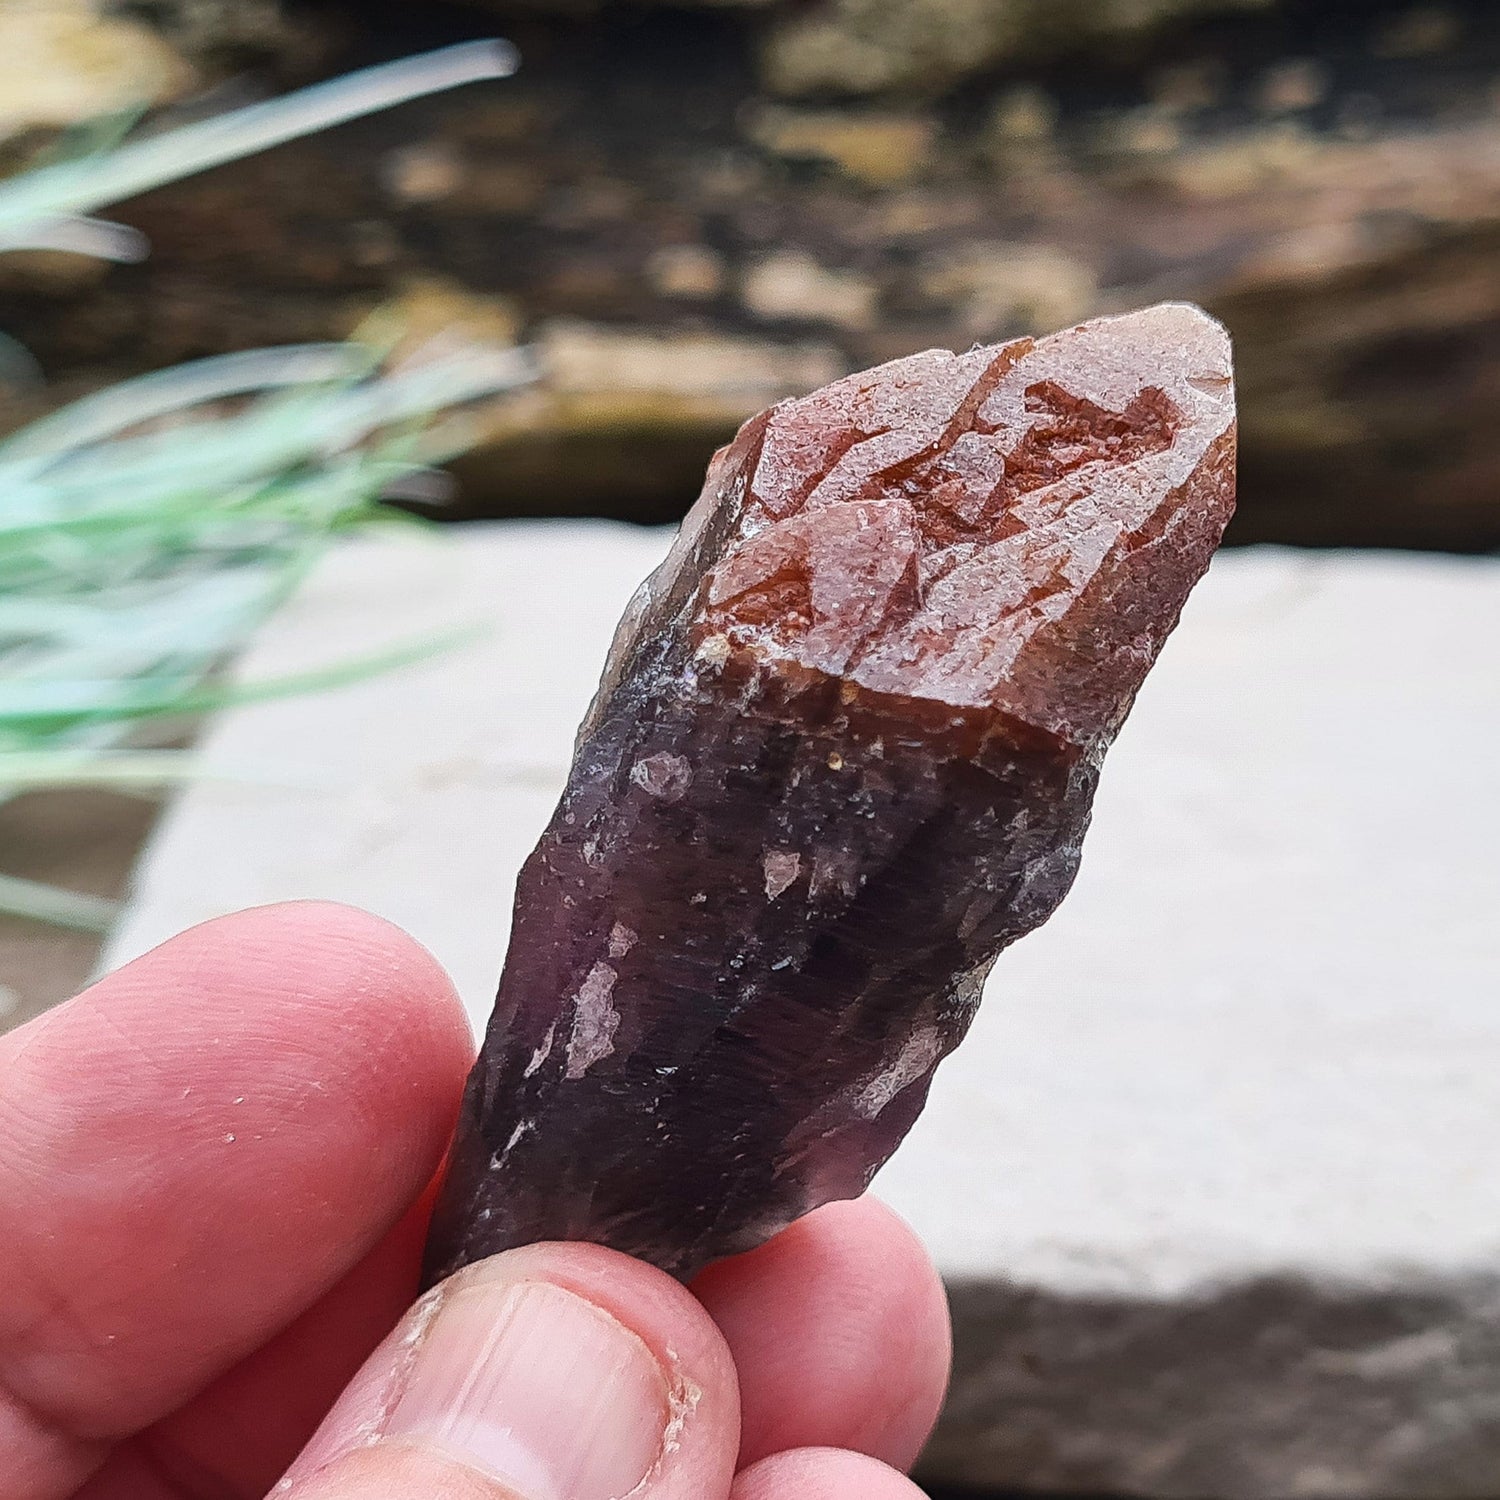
[{"x1": 425, "y1": 304, "x2": 1237, "y2": 1283}]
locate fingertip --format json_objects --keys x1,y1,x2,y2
[
  {"x1": 731, "y1": 1446, "x2": 929, "y2": 1500},
  {"x1": 0, "y1": 902, "x2": 475, "y2": 1444},
  {"x1": 694, "y1": 1197, "x2": 951, "y2": 1471},
  {"x1": 88, "y1": 899, "x2": 475, "y2": 1158},
  {"x1": 122, "y1": 899, "x2": 472, "y2": 1058},
  {"x1": 140, "y1": 1190, "x2": 445, "y2": 1496},
  {"x1": 282, "y1": 1242, "x2": 741, "y2": 1500},
  {"x1": 490, "y1": 1241, "x2": 740, "y2": 1400}
]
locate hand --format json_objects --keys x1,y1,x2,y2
[{"x1": 0, "y1": 902, "x2": 952, "y2": 1499}]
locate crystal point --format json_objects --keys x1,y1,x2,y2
[{"x1": 425, "y1": 303, "x2": 1237, "y2": 1283}]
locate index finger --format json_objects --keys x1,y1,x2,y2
[{"x1": 0, "y1": 902, "x2": 473, "y2": 1499}]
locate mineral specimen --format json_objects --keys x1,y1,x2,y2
[{"x1": 425, "y1": 302, "x2": 1237, "y2": 1283}]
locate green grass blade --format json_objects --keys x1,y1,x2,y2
[
  {"x1": 0, "y1": 345, "x2": 367, "y2": 463},
  {"x1": 0, "y1": 41, "x2": 517, "y2": 245},
  {"x1": 0, "y1": 624, "x2": 483, "y2": 734},
  {"x1": 0, "y1": 874, "x2": 120, "y2": 934},
  {"x1": 0, "y1": 750, "x2": 263, "y2": 791},
  {"x1": 0, "y1": 44, "x2": 528, "y2": 932}
]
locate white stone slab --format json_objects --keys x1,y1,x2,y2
[
  {"x1": 108, "y1": 526, "x2": 1500, "y2": 1499},
  {"x1": 109, "y1": 523, "x2": 670, "y2": 1011}
]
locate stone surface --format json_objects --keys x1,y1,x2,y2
[
  {"x1": 110, "y1": 0, "x2": 313, "y2": 68},
  {"x1": 452, "y1": 321, "x2": 846, "y2": 519},
  {"x1": 759, "y1": 0, "x2": 1274, "y2": 98},
  {"x1": 425, "y1": 305, "x2": 1236, "y2": 1282},
  {"x1": 106, "y1": 524, "x2": 1500, "y2": 1497},
  {"x1": 744, "y1": 105, "x2": 938, "y2": 187},
  {"x1": 0, "y1": 0, "x2": 193, "y2": 143},
  {"x1": 741, "y1": 250, "x2": 881, "y2": 330},
  {"x1": 454, "y1": 0, "x2": 1277, "y2": 92}
]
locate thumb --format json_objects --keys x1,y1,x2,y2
[{"x1": 274, "y1": 1243, "x2": 741, "y2": 1500}]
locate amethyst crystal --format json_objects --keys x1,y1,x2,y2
[{"x1": 425, "y1": 303, "x2": 1237, "y2": 1283}]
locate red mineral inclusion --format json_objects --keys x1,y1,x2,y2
[
  {"x1": 694, "y1": 302, "x2": 1233, "y2": 747},
  {"x1": 425, "y1": 304, "x2": 1237, "y2": 1284}
]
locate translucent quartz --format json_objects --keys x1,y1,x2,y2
[{"x1": 425, "y1": 303, "x2": 1237, "y2": 1283}]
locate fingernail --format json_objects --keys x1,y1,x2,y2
[{"x1": 385, "y1": 1279, "x2": 672, "y2": 1500}]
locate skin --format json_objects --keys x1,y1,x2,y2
[{"x1": 0, "y1": 902, "x2": 952, "y2": 1499}]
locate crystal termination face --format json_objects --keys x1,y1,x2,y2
[{"x1": 426, "y1": 303, "x2": 1237, "y2": 1283}]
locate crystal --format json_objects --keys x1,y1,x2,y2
[{"x1": 425, "y1": 303, "x2": 1237, "y2": 1283}]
